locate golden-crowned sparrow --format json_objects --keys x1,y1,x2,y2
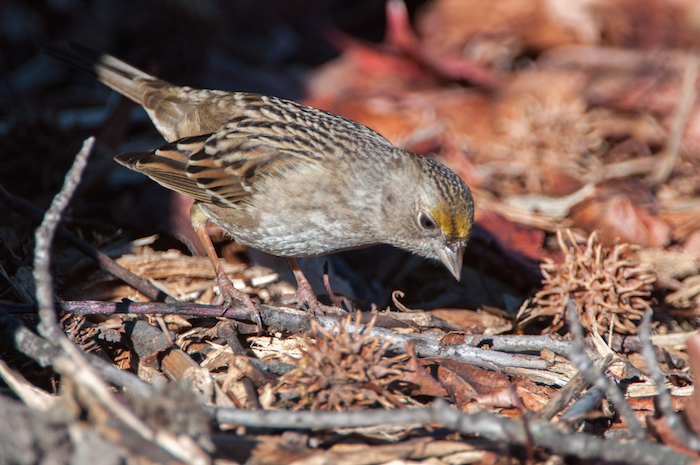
[{"x1": 46, "y1": 42, "x2": 474, "y2": 312}]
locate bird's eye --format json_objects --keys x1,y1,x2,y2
[{"x1": 419, "y1": 213, "x2": 437, "y2": 230}]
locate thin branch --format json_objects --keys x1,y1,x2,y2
[
  {"x1": 648, "y1": 51, "x2": 700, "y2": 184},
  {"x1": 565, "y1": 300, "x2": 645, "y2": 438},
  {"x1": 560, "y1": 385, "x2": 605, "y2": 421},
  {"x1": 213, "y1": 400, "x2": 693, "y2": 465},
  {"x1": 34, "y1": 136, "x2": 95, "y2": 337},
  {"x1": 31, "y1": 137, "x2": 210, "y2": 465},
  {"x1": 639, "y1": 309, "x2": 700, "y2": 450},
  {"x1": 470, "y1": 334, "x2": 574, "y2": 358},
  {"x1": 535, "y1": 354, "x2": 612, "y2": 421},
  {"x1": 0, "y1": 306, "x2": 152, "y2": 397},
  {"x1": 60, "y1": 300, "x2": 551, "y2": 371}
]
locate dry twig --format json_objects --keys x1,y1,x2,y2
[
  {"x1": 639, "y1": 309, "x2": 700, "y2": 451},
  {"x1": 213, "y1": 399, "x2": 692, "y2": 465},
  {"x1": 59, "y1": 299, "x2": 552, "y2": 370},
  {"x1": 648, "y1": 51, "x2": 700, "y2": 184},
  {"x1": 30, "y1": 137, "x2": 211, "y2": 465},
  {"x1": 565, "y1": 300, "x2": 645, "y2": 439}
]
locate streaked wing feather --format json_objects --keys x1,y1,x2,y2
[
  {"x1": 187, "y1": 134, "x2": 308, "y2": 206},
  {"x1": 139, "y1": 166, "x2": 212, "y2": 201},
  {"x1": 115, "y1": 132, "x2": 314, "y2": 207},
  {"x1": 115, "y1": 135, "x2": 215, "y2": 203}
]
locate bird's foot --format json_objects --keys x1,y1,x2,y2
[
  {"x1": 215, "y1": 272, "x2": 263, "y2": 333},
  {"x1": 288, "y1": 258, "x2": 347, "y2": 316}
]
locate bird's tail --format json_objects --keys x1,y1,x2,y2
[{"x1": 44, "y1": 41, "x2": 167, "y2": 106}]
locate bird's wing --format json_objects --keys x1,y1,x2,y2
[
  {"x1": 115, "y1": 93, "x2": 398, "y2": 207},
  {"x1": 115, "y1": 130, "x2": 318, "y2": 207}
]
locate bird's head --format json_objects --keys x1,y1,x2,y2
[{"x1": 382, "y1": 154, "x2": 474, "y2": 280}]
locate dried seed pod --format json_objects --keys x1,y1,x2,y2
[
  {"x1": 518, "y1": 229, "x2": 656, "y2": 335},
  {"x1": 489, "y1": 97, "x2": 606, "y2": 196},
  {"x1": 275, "y1": 313, "x2": 411, "y2": 411}
]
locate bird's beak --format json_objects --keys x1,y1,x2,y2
[{"x1": 436, "y1": 243, "x2": 463, "y2": 281}]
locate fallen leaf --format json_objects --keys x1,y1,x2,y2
[
  {"x1": 423, "y1": 357, "x2": 511, "y2": 410},
  {"x1": 569, "y1": 183, "x2": 672, "y2": 247}
]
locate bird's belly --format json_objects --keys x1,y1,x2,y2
[{"x1": 198, "y1": 203, "x2": 374, "y2": 257}]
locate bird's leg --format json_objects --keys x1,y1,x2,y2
[
  {"x1": 287, "y1": 258, "x2": 323, "y2": 314},
  {"x1": 191, "y1": 204, "x2": 262, "y2": 331},
  {"x1": 323, "y1": 262, "x2": 343, "y2": 309}
]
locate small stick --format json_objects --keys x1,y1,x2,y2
[
  {"x1": 32, "y1": 136, "x2": 209, "y2": 465},
  {"x1": 639, "y1": 309, "x2": 700, "y2": 451},
  {"x1": 649, "y1": 51, "x2": 700, "y2": 184},
  {"x1": 565, "y1": 300, "x2": 645, "y2": 439}
]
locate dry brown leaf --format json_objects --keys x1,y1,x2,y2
[
  {"x1": 664, "y1": 206, "x2": 700, "y2": 247},
  {"x1": 475, "y1": 211, "x2": 546, "y2": 262},
  {"x1": 401, "y1": 343, "x2": 449, "y2": 397},
  {"x1": 593, "y1": 0, "x2": 700, "y2": 49},
  {"x1": 569, "y1": 184, "x2": 672, "y2": 248},
  {"x1": 423, "y1": 357, "x2": 511, "y2": 410},
  {"x1": 432, "y1": 310, "x2": 510, "y2": 335},
  {"x1": 512, "y1": 377, "x2": 556, "y2": 411},
  {"x1": 416, "y1": 0, "x2": 596, "y2": 60}
]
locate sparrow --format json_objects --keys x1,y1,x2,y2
[{"x1": 46, "y1": 41, "x2": 474, "y2": 315}]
